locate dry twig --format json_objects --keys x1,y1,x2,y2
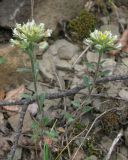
[
  {"x1": 0, "y1": 74, "x2": 128, "y2": 107},
  {"x1": 105, "y1": 129, "x2": 123, "y2": 160},
  {"x1": 7, "y1": 105, "x2": 28, "y2": 160}
]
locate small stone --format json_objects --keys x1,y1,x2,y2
[
  {"x1": 119, "y1": 89, "x2": 128, "y2": 100},
  {"x1": 102, "y1": 58, "x2": 116, "y2": 75},
  {"x1": 56, "y1": 60, "x2": 73, "y2": 71},
  {"x1": 106, "y1": 82, "x2": 121, "y2": 97},
  {"x1": 70, "y1": 76, "x2": 83, "y2": 88},
  {"x1": 0, "y1": 112, "x2": 4, "y2": 124},
  {"x1": 57, "y1": 41, "x2": 79, "y2": 60},
  {"x1": 124, "y1": 127, "x2": 128, "y2": 146},
  {"x1": 8, "y1": 111, "x2": 32, "y2": 133},
  {"x1": 100, "y1": 136, "x2": 113, "y2": 151},
  {"x1": 100, "y1": 16, "x2": 109, "y2": 25},
  {"x1": 122, "y1": 58, "x2": 128, "y2": 67},
  {"x1": 100, "y1": 24, "x2": 120, "y2": 36},
  {"x1": 86, "y1": 155, "x2": 98, "y2": 160},
  {"x1": 86, "y1": 51, "x2": 99, "y2": 63},
  {"x1": 39, "y1": 53, "x2": 55, "y2": 81}
]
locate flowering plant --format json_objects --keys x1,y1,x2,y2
[
  {"x1": 10, "y1": 20, "x2": 52, "y2": 50},
  {"x1": 84, "y1": 29, "x2": 121, "y2": 51}
]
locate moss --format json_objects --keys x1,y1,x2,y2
[{"x1": 68, "y1": 10, "x2": 96, "y2": 41}]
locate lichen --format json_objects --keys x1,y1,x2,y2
[{"x1": 68, "y1": 10, "x2": 96, "y2": 41}]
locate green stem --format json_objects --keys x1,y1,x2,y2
[
  {"x1": 89, "y1": 49, "x2": 103, "y2": 95},
  {"x1": 28, "y1": 44, "x2": 41, "y2": 113}
]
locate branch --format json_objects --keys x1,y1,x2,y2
[
  {"x1": 7, "y1": 105, "x2": 28, "y2": 160},
  {"x1": 0, "y1": 74, "x2": 128, "y2": 107},
  {"x1": 105, "y1": 129, "x2": 123, "y2": 160}
]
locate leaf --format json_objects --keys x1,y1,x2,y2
[
  {"x1": 28, "y1": 103, "x2": 38, "y2": 116},
  {"x1": 99, "y1": 70, "x2": 111, "y2": 77},
  {"x1": 83, "y1": 75, "x2": 92, "y2": 88},
  {"x1": 64, "y1": 112, "x2": 74, "y2": 123},
  {"x1": 86, "y1": 62, "x2": 95, "y2": 70},
  {"x1": 0, "y1": 56, "x2": 6, "y2": 64},
  {"x1": 82, "y1": 105, "x2": 93, "y2": 113},
  {"x1": 71, "y1": 100, "x2": 81, "y2": 108},
  {"x1": 0, "y1": 89, "x2": 5, "y2": 100},
  {"x1": 22, "y1": 93, "x2": 33, "y2": 100},
  {"x1": 16, "y1": 67, "x2": 31, "y2": 73},
  {"x1": 3, "y1": 85, "x2": 25, "y2": 112},
  {"x1": 39, "y1": 93, "x2": 45, "y2": 109}
]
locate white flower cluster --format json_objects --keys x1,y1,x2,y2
[
  {"x1": 84, "y1": 29, "x2": 121, "y2": 51},
  {"x1": 10, "y1": 20, "x2": 52, "y2": 49}
]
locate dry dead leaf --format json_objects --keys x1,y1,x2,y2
[
  {"x1": 3, "y1": 85, "x2": 25, "y2": 112},
  {"x1": 57, "y1": 127, "x2": 65, "y2": 133},
  {"x1": 0, "y1": 89, "x2": 5, "y2": 100},
  {"x1": 110, "y1": 29, "x2": 128, "y2": 55},
  {"x1": 71, "y1": 148, "x2": 85, "y2": 160},
  {"x1": 0, "y1": 135, "x2": 11, "y2": 158},
  {"x1": 27, "y1": 103, "x2": 38, "y2": 116}
]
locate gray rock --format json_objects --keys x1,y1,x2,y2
[
  {"x1": 34, "y1": 0, "x2": 87, "y2": 30},
  {"x1": 8, "y1": 111, "x2": 32, "y2": 133},
  {"x1": 86, "y1": 51, "x2": 99, "y2": 63},
  {"x1": 47, "y1": 39, "x2": 80, "y2": 59},
  {"x1": 71, "y1": 76, "x2": 83, "y2": 88},
  {"x1": 86, "y1": 155, "x2": 98, "y2": 160},
  {"x1": 39, "y1": 53, "x2": 56, "y2": 81},
  {"x1": 119, "y1": 89, "x2": 128, "y2": 100},
  {"x1": 101, "y1": 58, "x2": 116, "y2": 76},
  {"x1": 100, "y1": 136, "x2": 113, "y2": 151},
  {"x1": 0, "y1": 0, "x2": 31, "y2": 27},
  {"x1": 114, "y1": 64, "x2": 128, "y2": 76},
  {"x1": 56, "y1": 60, "x2": 73, "y2": 71},
  {"x1": 106, "y1": 82, "x2": 121, "y2": 97},
  {"x1": 100, "y1": 24, "x2": 120, "y2": 36},
  {"x1": 124, "y1": 127, "x2": 128, "y2": 146},
  {"x1": 58, "y1": 41, "x2": 79, "y2": 60},
  {"x1": 100, "y1": 16, "x2": 110, "y2": 25},
  {"x1": 122, "y1": 58, "x2": 128, "y2": 67},
  {"x1": 74, "y1": 64, "x2": 87, "y2": 78}
]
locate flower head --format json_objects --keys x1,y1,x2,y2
[
  {"x1": 84, "y1": 29, "x2": 121, "y2": 51},
  {"x1": 11, "y1": 20, "x2": 52, "y2": 49}
]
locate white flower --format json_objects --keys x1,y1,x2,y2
[
  {"x1": 11, "y1": 20, "x2": 52, "y2": 49},
  {"x1": 84, "y1": 29, "x2": 120, "y2": 51}
]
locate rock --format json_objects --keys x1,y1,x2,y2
[
  {"x1": 74, "y1": 64, "x2": 87, "y2": 78},
  {"x1": 119, "y1": 146, "x2": 128, "y2": 158},
  {"x1": 69, "y1": 54, "x2": 82, "y2": 65},
  {"x1": 100, "y1": 136, "x2": 113, "y2": 151},
  {"x1": 71, "y1": 76, "x2": 83, "y2": 88},
  {"x1": 0, "y1": 112, "x2": 4, "y2": 124},
  {"x1": 124, "y1": 127, "x2": 128, "y2": 146},
  {"x1": 86, "y1": 51, "x2": 99, "y2": 63},
  {"x1": 34, "y1": 0, "x2": 87, "y2": 30},
  {"x1": 39, "y1": 53, "x2": 55, "y2": 81},
  {"x1": 56, "y1": 60, "x2": 73, "y2": 71},
  {"x1": 0, "y1": 0, "x2": 31, "y2": 27},
  {"x1": 100, "y1": 16, "x2": 109, "y2": 25},
  {"x1": 8, "y1": 111, "x2": 32, "y2": 133},
  {"x1": 92, "y1": 99, "x2": 102, "y2": 112},
  {"x1": 13, "y1": 148, "x2": 22, "y2": 160},
  {"x1": 122, "y1": 58, "x2": 128, "y2": 67},
  {"x1": 71, "y1": 148, "x2": 85, "y2": 160},
  {"x1": 86, "y1": 155, "x2": 98, "y2": 160},
  {"x1": 58, "y1": 43, "x2": 79, "y2": 60},
  {"x1": 114, "y1": 64, "x2": 128, "y2": 76},
  {"x1": 119, "y1": 89, "x2": 128, "y2": 100},
  {"x1": 101, "y1": 58, "x2": 116, "y2": 75},
  {"x1": 100, "y1": 24, "x2": 120, "y2": 36},
  {"x1": 47, "y1": 39, "x2": 80, "y2": 58},
  {"x1": 106, "y1": 82, "x2": 121, "y2": 97}
]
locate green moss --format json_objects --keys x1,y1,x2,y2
[{"x1": 68, "y1": 10, "x2": 96, "y2": 41}]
